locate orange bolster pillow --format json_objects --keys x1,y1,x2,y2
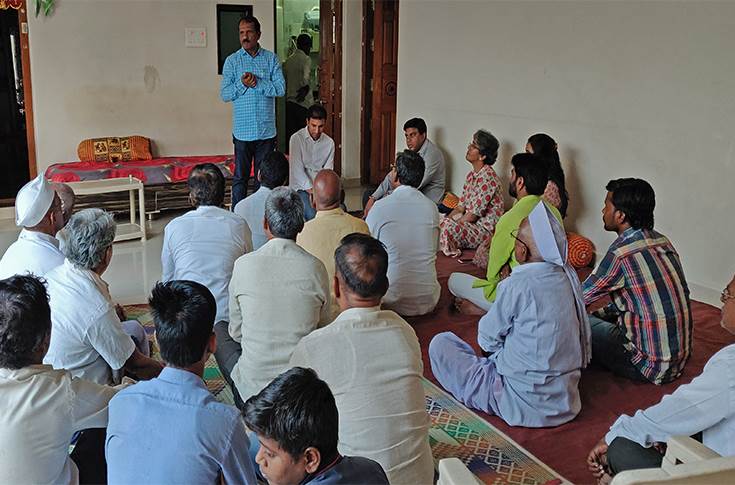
[
  {"x1": 78, "y1": 136, "x2": 153, "y2": 163},
  {"x1": 567, "y1": 232, "x2": 595, "y2": 269}
]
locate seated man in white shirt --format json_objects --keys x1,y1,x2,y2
[
  {"x1": 44, "y1": 209, "x2": 163, "y2": 385},
  {"x1": 587, "y1": 272, "x2": 735, "y2": 483},
  {"x1": 162, "y1": 163, "x2": 250, "y2": 325},
  {"x1": 290, "y1": 233, "x2": 434, "y2": 484},
  {"x1": 233, "y1": 151, "x2": 289, "y2": 250},
  {"x1": 366, "y1": 149, "x2": 440, "y2": 316},
  {"x1": 363, "y1": 117, "x2": 446, "y2": 217},
  {"x1": 0, "y1": 275, "x2": 122, "y2": 485},
  {"x1": 289, "y1": 104, "x2": 335, "y2": 221},
  {"x1": 214, "y1": 187, "x2": 330, "y2": 409},
  {"x1": 0, "y1": 174, "x2": 65, "y2": 279}
]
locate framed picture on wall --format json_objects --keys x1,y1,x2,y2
[{"x1": 217, "y1": 4, "x2": 253, "y2": 74}]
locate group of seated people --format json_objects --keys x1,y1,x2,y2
[{"x1": 0, "y1": 109, "x2": 732, "y2": 485}]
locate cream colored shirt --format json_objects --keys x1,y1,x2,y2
[
  {"x1": 0, "y1": 229, "x2": 64, "y2": 279},
  {"x1": 0, "y1": 365, "x2": 118, "y2": 485},
  {"x1": 229, "y1": 238, "x2": 330, "y2": 401},
  {"x1": 290, "y1": 306, "x2": 434, "y2": 485},
  {"x1": 297, "y1": 208, "x2": 369, "y2": 319}
]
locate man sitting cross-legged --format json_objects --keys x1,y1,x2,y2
[
  {"x1": 430, "y1": 202, "x2": 591, "y2": 427},
  {"x1": 106, "y1": 281, "x2": 257, "y2": 484},
  {"x1": 583, "y1": 178, "x2": 692, "y2": 384},
  {"x1": 215, "y1": 187, "x2": 331, "y2": 409},
  {"x1": 244, "y1": 367, "x2": 389, "y2": 485},
  {"x1": 297, "y1": 169, "x2": 369, "y2": 319},
  {"x1": 0, "y1": 275, "x2": 124, "y2": 485},
  {"x1": 234, "y1": 150, "x2": 289, "y2": 251},
  {"x1": 587, "y1": 272, "x2": 735, "y2": 484},
  {"x1": 366, "y1": 149, "x2": 440, "y2": 316},
  {"x1": 44, "y1": 209, "x2": 162, "y2": 385},
  {"x1": 162, "y1": 163, "x2": 250, "y2": 326},
  {"x1": 449, "y1": 153, "x2": 560, "y2": 314},
  {"x1": 289, "y1": 233, "x2": 434, "y2": 484}
]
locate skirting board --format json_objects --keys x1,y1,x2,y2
[{"x1": 690, "y1": 282, "x2": 721, "y2": 308}]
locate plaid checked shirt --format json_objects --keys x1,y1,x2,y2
[
  {"x1": 583, "y1": 228, "x2": 692, "y2": 384},
  {"x1": 220, "y1": 46, "x2": 285, "y2": 142}
]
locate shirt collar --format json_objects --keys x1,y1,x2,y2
[
  {"x1": 417, "y1": 138, "x2": 431, "y2": 157},
  {"x1": 157, "y1": 367, "x2": 208, "y2": 389},
  {"x1": 64, "y1": 259, "x2": 112, "y2": 301},
  {"x1": 300, "y1": 127, "x2": 322, "y2": 144},
  {"x1": 333, "y1": 305, "x2": 382, "y2": 322},
  {"x1": 315, "y1": 207, "x2": 344, "y2": 218},
  {"x1": 193, "y1": 205, "x2": 226, "y2": 216},
  {"x1": 19, "y1": 228, "x2": 60, "y2": 248},
  {"x1": 0, "y1": 363, "x2": 54, "y2": 379},
  {"x1": 240, "y1": 45, "x2": 262, "y2": 57}
]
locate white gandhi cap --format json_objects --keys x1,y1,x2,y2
[{"x1": 15, "y1": 174, "x2": 55, "y2": 227}]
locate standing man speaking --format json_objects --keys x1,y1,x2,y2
[{"x1": 220, "y1": 15, "x2": 285, "y2": 208}]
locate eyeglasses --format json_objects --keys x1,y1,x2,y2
[
  {"x1": 510, "y1": 228, "x2": 530, "y2": 254},
  {"x1": 721, "y1": 288, "x2": 735, "y2": 304}
]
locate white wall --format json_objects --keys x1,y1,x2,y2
[
  {"x1": 397, "y1": 0, "x2": 735, "y2": 302},
  {"x1": 27, "y1": 0, "x2": 274, "y2": 173}
]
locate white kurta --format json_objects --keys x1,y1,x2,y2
[
  {"x1": 290, "y1": 306, "x2": 434, "y2": 485},
  {"x1": 366, "y1": 185, "x2": 440, "y2": 316},
  {"x1": 161, "y1": 205, "x2": 250, "y2": 322},
  {"x1": 233, "y1": 186, "x2": 271, "y2": 251},
  {"x1": 0, "y1": 365, "x2": 118, "y2": 485},
  {"x1": 0, "y1": 229, "x2": 64, "y2": 279},
  {"x1": 43, "y1": 261, "x2": 136, "y2": 385},
  {"x1": 228, "y1": 238, "x2": 331, "y2": 401},
  {"x1": 288, "y1": 127, "x2": 335, "y2": 192}
]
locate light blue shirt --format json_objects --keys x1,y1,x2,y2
[
  {"x1": 234, "y1": 186, "x2": 271, "y2": 250},
  {"x1": 478, "y1": 262, "x2": 584, "y2": 427},
  {"x1": 220, "y1": 47, "x2": 285, "y2": 142},
  {"x1": 105, "y1": 367, "x2": 257, "y2": 484}
]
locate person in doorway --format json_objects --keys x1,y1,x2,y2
[{"x1": 283, "y1": 33, "x2": 314, "y2": 142}]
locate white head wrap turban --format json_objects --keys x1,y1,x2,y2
[{"x1": 528, "y1": 201, "x2": 592, "y2": 367}]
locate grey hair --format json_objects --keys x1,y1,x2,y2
[
  {"x1": 63, "y1": 209, "x2": 117, "y2": 270},
  {"x1": 474, "y1": 129, "x2": 499, "y2": 165},
  {"x1": 264, "y1": 187, "x2": 304, "y2": 240}
]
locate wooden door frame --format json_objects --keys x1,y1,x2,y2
[
  {"x1": 318, "y1": 0, "x2": 343, "y2": 174},
  {"x1": 15, "y1": 0, "x2": 37, "y2": 178},
  {"x1": 359, "y1": 0, "x2": 373, "y2": 185}
]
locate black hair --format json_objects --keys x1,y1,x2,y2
[
  {"x1": 334, "y1": 233, "x2": 389, "y2": 299},
  {"x1": 188, "y1": 163, "x2": 225, "y2": 207},
  {"x1": 149, "y1": 280, "x2": 216, "y2": 368},
  {"x1": 511, "y1": 153, "x2": 549, "y2": 196},
  {"x1": 259, "y1": 151, "x2": 289, "y2": 189},
  {"x1": 307, "y1": 104, "x2": 327, "y2": 121},
  {"x1": 296, "y1": 33, "x2": 312, "y2": 51},
  {"x1": 395, "y1": 149, "x2": 425, "y2": 188},
  {"x1": 0, "y1": 275, "x2": 50, "y2": 369},
  {"x1": 527, "y1": 133, "x2": 569, "y2": 218},
  {"x1": 239, "y1": 15, "x2": 261, "y2": 33},
  {"x1": 605, "y1": 178, "x2": 655, "y2": 230},
  {"x1": 243, "y1": 367, "x2": 338, "y2": 461},
  {"x1": 403, "y1": 117, "x2": 427, "y2": 135}
]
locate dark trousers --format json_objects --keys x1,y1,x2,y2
[
  {"x1": 70, "y1": 428, "x2": 108, "y2": 484},
  {"x1": 607, "y1": 433, "x2": 703, "y2": 475},
  {"x1": 213, "y1": 320, "x2": 246, "y2": 411},
  {"x1": 589, "y1": 315, "x2": 649, "y2": 382},
  {"x1": 286, "y1": 102, "x2": 309, "y2": 147},
  {"x1": 232, "y1": 136, "x2": 277, "y2": 208}
]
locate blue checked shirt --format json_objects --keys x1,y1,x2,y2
[{"x1": 220, "y1": 46, "x2": 285, "y2": 142}]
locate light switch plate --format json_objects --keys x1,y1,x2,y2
[{"x1": 185, "y1": 27, "x2": 206, "y2": 48}]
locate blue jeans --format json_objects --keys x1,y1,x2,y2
[
  {"x1": 589, "y1": 315, "x2": 648, "y2": 382},
  {"x1": 232, "y1": 136, "x2": 276, "y2": 208},
  {"x1": 297, "y1": 189, "x2": 316, "y2": 221}
]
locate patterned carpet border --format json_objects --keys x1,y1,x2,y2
[{"x1": 125, "y1": 304, "x2": 566, "y2": 485}]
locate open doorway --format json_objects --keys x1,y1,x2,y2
[{"x1": 0, "y1": 0, "x2": 35, "y2": 201}]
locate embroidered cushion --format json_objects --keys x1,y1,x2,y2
[{"x1": 77, "y1": 136, "x2": 153, "y2": 163}]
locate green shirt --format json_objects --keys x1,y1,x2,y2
[{"x1": 473, "y1": 196, "x2": 562, "y2": 302}]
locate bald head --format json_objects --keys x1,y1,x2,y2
[
  {"x1": 515, "y1": 218, "x2": 542, "y2": 263},
  {"x1": 52, "y1": 183, "x2": 75, "y2": 226},
  {"x1": 312, "y1": 170, "x2": 341, "y2": 211}
]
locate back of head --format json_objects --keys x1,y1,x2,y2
[
  {"x1": 188, "y1": 163, "x2": 225, "y2": 207},
  {"x1": 527, "y1": 133, "x2": 568, "y2": 217},
  {"x1": 296, "y1": 33, "x2": 312, "y2": 51},
  {"x1": 306, "y1": 104, "x2": 327, "y2": 121},
  {"x1": 334, "y1": 233, "x2": 389, "y2": 299},
  {"x1": 259, "y1": 151, "x2": 289, "y2": 189},
  {"x1": 511, "y1": 153, "x2": 550, "y2": 196},
  {"x1": 313, "y1": 169, "x2": 341, "y2": 209},
  {"x1": 474, "y1": 129, "x2": 499, "y2": 165},
  {"x1": 63, "y1": 208, "x2": 116, "y2": 270},
  {"x1": 403, "y1": 117, "x2": 427, "y2": 134},
  {"x1": 243, "y1": 367, "x2": 338, "y2": 460},
  {"x1": 265, "y1": 187, "x2": 304, "y2": 239},
  {"x1": 605, "y1": 178, "x2": 655, "y2": 230},
  {"x1": 395, "y1": 149, "x2": 425, "y2": 188},
  {"x1": 52, "y1": 182, "x2": 76, "y2": 224},
  {"x1": 0, "y1": 275, "x2": 50, "y2": 369},
  {"x1": 149, "y1": 280, "x2": 216, "y2": 368}
]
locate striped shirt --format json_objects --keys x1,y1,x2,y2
[
  {"x1": 583, "y1": 228, "x2": 692, "y2": 384},
  {"x1": 220, "y1": 46, "x2": 285, "y2": 142}
]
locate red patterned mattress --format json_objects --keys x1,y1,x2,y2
[{"x1": 45, "y1": 155, "x2": 235, "y2": 185}]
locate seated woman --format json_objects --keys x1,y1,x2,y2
[
  {"x1": 525, "y1": 133, "x2": 569, "y2": 218},
  {"x1": 586, "y1": 273, "x2": 735, "y2": 483},
  {"x1": 439, "y1": 130, "x2": 504, "y2": 263}
]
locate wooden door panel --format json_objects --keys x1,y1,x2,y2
[{"x1": 318, "y1": 0, "x2": 342, "y2": 174}]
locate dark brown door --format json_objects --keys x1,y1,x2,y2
[
  {"x1": 318, "y1": 0, "x2": 342, "y2": 174},
  {"x1": 362, "y1": 0, "x2": 399, "y2": 185}
]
